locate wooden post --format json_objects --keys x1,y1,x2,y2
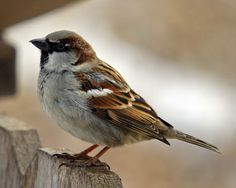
[
  {"x1": 0, "y1": 115, "x2": 41, "y2": 188},
  {"x1": 0, "y1": 35, "x2": 16, "y2": 96},
  {"x1": 0, "y1": 115, "x2": 123, "y2": 188}
]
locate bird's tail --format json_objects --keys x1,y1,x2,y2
[{"x1": 163, "y1": 128, "x2": 220, "y2": 154}]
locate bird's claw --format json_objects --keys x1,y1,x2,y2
[
  {"x1": 58, "y1": 157, "x2": 110, "y2": 170},
  {"x1": 52, "y1": 152, "x2": 76, "y2": 160},
  {"x1": 52, "y1": 152, "x2": 110, "y2": 170}
]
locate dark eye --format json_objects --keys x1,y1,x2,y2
[{"x1": 57, "y1": 43, "x2": 65, "y2": 50}]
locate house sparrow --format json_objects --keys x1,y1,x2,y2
[{"x1": 30, "y1": 30, "x2": 220, "y2": 165}]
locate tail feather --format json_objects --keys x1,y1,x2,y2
[{"x1": 165, "y1": 129, "x2": 220, "y2": 154}]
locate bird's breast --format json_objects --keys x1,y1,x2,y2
[{"x1": 38, "y1": 70, "x2": 89, "y2": 120}]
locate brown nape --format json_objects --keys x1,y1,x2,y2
[{"x1": 71, "y1": 35, "x2": 96, "y2": 65}]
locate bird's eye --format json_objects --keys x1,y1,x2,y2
[{"x1": 57, "y1": 43, "x2": 65, "y2": 50}]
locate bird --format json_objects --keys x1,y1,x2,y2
[{"x1": 30, "y1": 30, "x2": 220, "y2": 166}]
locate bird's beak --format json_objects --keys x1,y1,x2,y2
[{"x1": 30, "y1": 38, "x2": 49, "y2": 51}]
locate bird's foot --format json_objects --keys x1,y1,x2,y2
[
  {"x1": 60, "y1": 158, "x2": 110, "y2": 169},
  {"x1": 53, "y1": 152, "x2": 110, "y2": 170},
  {"x1": 52, "y1": 152, "x2": 91, "y2": 160}
]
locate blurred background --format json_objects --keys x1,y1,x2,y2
[{"x1": 0, "y1": 0, "x2": 235, "y2": 187}]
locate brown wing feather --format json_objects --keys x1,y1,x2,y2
[
  {"x1": 90, "y1": 94, "x2": 131, "y2": 109},
  {"x1": 75, "y1": 61, "x2": 170, "y2": 145},
  {"x1": 107, "y1": 108, "x2": 166, "y2": 141}
]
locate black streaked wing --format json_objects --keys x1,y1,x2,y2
[{"x1": 75, "y1": 61, "x2": 170, "y2": 145}]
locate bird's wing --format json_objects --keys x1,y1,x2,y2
[{"x1": 74, "y1": 61, "x2": 171, "y2": 145}]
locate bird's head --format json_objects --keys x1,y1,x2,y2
[{"x1": 30, "y1": 30, "x2": 96, "y2": 71}]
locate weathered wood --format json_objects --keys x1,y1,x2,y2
[
  {"x1": 25, "y1": 148, "x2": 123, "y2": 188},
  {"x1": 0, "y1": 115, "x2": 41, "y2": 188},
  {"x1": 0, "y1": 115, "x2": 123, "y2": 188}
]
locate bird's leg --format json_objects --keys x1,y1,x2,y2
[
  {"x1": 77, "y1": 146, "x2": 111, "y2": 168},
  {"x1": 92, "y1": 146, "x2": 110, "y2": 162},
  {"x1": 53, "y1": 144, "x2": 98, "y2": 160},
  {"x1": 74, "y1": 144, "x2": 99, "y2": 159},
  {"x1": 58, "y1": 146, "x2": 111, "y2": 168}
]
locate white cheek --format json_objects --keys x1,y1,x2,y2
[{"x1": 45, "y1": 51, "x2": 79, "y2": 72}]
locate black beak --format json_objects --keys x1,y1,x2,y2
[{"x1": 30, "y1": 38, "x2": 49, "y2": 51}]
